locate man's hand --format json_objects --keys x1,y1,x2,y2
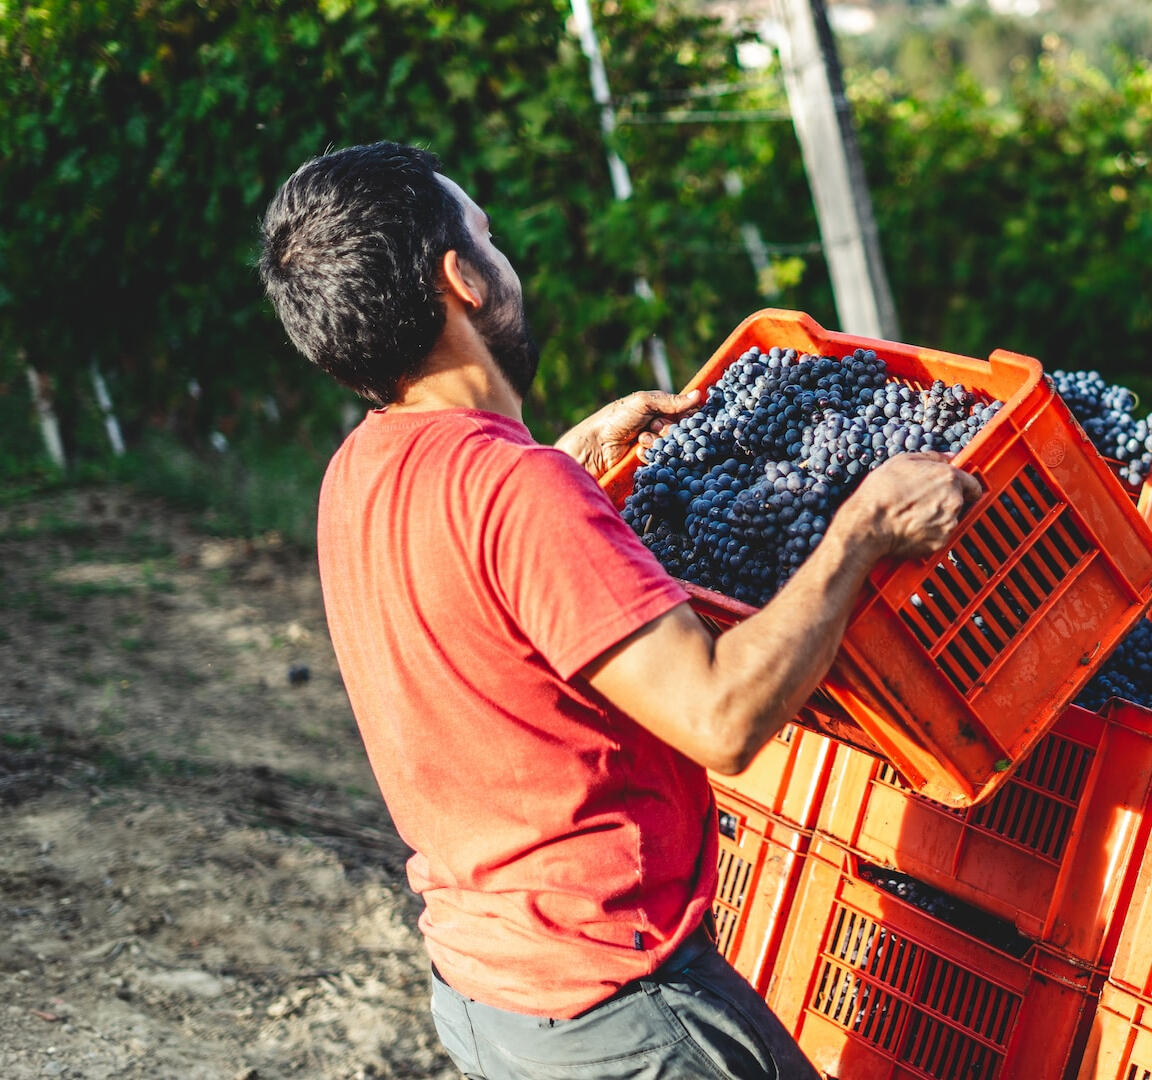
[
  {"x1": 836, "y1": 452, "x2": 984, "y2": 560},
  {"x1": 555, "y1": 388, "x2": 702, "y2": 479}
]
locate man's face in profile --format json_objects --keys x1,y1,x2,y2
[{"x1": 438, "y1": 174, "x2": 540, "y2": 399}]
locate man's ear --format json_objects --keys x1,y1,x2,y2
[{"x1": 441, "y1": 250, "x2": 483, "y2": 310}]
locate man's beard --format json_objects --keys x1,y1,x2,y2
[{"x1": 468, "y1": 262, "x2": 540, "y2": 400}]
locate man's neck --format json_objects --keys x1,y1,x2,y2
[{"x1": 388, "y1": 324, "x2": 523, "y2": 422}]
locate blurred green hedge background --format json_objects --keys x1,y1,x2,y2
[{"x1": 2, "y1": 0, "x2": 1149, "y2": 542}]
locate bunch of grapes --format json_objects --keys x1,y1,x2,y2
[
  {"x1": 622, "y1": 344, "x2": 1004, "y2": 605},
  {"x1": 858, "y1": 863, "x2": 1028, "y2": 956},
  {"x1": 1047, "y1": 369, "x2": 1152, "y2": 712},
  {"x1": 1050, "y1": 369, "x2": 1152, "y2": 487},
  {"x1": 1076, "y1": 618, "x2": 1152, "y2": 711}
]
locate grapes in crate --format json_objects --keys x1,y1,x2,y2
[
  {"x1": 1051, "y1": 369, "x2": 1152, "y2": 488},
  {"x1": 622, "y1": 345, "x2": 1003, "y2": 606},
  {"x1": 1076, "y1": 618, "x2": 1152, "y2": 711},
  {"x1": 1050, "y1": 369, "x2": 1152, "y2": 712},
  {"x1": 858, "y1": 863, "x2": 1030, "y2": 957}
]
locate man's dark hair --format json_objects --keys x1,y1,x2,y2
[{"x1": 258, "y1": 141, "x2": 479, "y2": 405}]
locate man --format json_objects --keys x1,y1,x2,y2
[{"x1": 259, "y1": 141, "x2": 980, "y2": 1079}]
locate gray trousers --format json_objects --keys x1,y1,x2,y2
[{"x1": 429, "y1": 929, "x2": 820, "y2": 1080}]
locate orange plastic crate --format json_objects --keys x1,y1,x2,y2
[
  {"x1": 1109, "y1": 801, "x2": 1152, "y2": 1001},
  {"x1": 1112, "y1": 470, "x2": 1152, "y2": 624},
  {"x1": 1141, "y1": 479, "x2": 1152, "y2": 528},
  {"x1": 1142, "y1": 480, "x2": 1152, "y2": 625},
  {"x1": 1077, "y1": 982, "x2": 1152, "y2": 1080},
  {"x1": 767, "y1": 836, "x2": 1103, "y2": 1080},
  {"x1": 814, "y1": 700, "x2": 1152, "y2": 967},
  {"x1": 708, "y1": 722, "x2": 837, "y2": 830},
  {"x1": 601, "y1": 309, "x2": 1152, "y2": 808},
  {"x1": 713, "y1": 788, "x2": 808, "y2": 994}
]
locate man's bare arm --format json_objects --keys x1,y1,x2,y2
[{"x1": 580, "y1": 453, "x2": 983, "y2": 774}]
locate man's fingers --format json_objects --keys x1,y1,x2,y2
[
  {"x1": 899, "y1": 452, "x2": 984, "y2": 504},
  {"x1": 911, "y1": 452, "x2": 983, "y2": 503},
  {"x1": 956, "y1": 469, "x2": 984, "y2": 503},
  {"x1": 668, "y1": 388, "x2": 701, "y2": 408},
  {"x1": 633, "y1": 388, "x2": 700, "y2": 416},
  {"x1": 615, "y1": 388, "x2": 701, "y2": 443}
]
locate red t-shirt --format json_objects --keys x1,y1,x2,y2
[{"x1": 316, "y1": 408, "x2": 717, "y2": 1017}]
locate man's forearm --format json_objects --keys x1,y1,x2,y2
[
  {"x1": 705, "y1": 501, "x2": 885, "y2": 771},
  {"x1": 580, "y1": 453, "x2": 978, "y2": 776}
]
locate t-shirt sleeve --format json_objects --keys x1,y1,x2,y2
[{"x1": 484, "y1": 446, "x2": 690, "y2": 681}]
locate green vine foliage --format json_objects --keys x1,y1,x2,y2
[
  {"x1": 0, "y1": 1, "x2": 1149, "y2": 474},
  {"x1": 853, "y1": 45, "x2": 1152, "y2": 394},
  {"x1": 0, "y1": 0, "x2": 775, "y2": 457}
]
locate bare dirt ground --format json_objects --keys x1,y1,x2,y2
[{"x1": 0, "y1": 485, "x2": 461, "y2": 1079}]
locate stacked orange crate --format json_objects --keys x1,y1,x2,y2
[
  {"x1": 709, "y1": 721, "x2": 836, "y2": 832},
  {"x1": 1077, "y1": 769, "x2": 1152, "y2": 1079},
  {"x1": 1070, "y1": 464, "x2": 1152, "y2": 1077},
  {"x1": 712, "y1": 788, "x2": 810, "y2": 994},
  {"x1": 705, "y1": 675, "x2": 854, "y2": 988},
  {"x1": 813, "y1": 700, "x2": 1152, "y2": 971},
  {"x1": 1078, "y1": 984, "x2": 1152, "y2": 1080},
  {"x1": 708, "y1": 721, "x2": 836, "y2": 987},
  {"x1": 761, "y1": 695, "x2": 1152, "y2": 1078},
  {"x1": 766, "y1": 836, "x2": 1105, "y2": 1080},
  {"x1": 1109, "y1": 820, "x2": 1152, "y2": 1005}
]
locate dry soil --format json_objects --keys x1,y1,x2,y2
[{"x1": 0, "y1": 485, "x2": 460, "y2": 1080}]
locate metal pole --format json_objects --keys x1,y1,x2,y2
[{"x1": 568, "y1": 0, "x2": 674, "y2": 391}]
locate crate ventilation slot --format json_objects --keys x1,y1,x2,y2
[
  {"x1": 811, "y1": 904, "x2": 1019, "y2": 1080},
  {"x1": 714, "y1": 822, "x2": 754, "y2": 956},
  {"x1": 900, "y1": 464, "x2": 1092, "y2": 696},
  {"x1": 968, "y1": 731, "x2": 1090, "y2": 859},
  {"x1": 877, "y1": 731, "x2": 1093, "y2": 860},
  {"x1": 877, "y1": 760, "x2": 966, "y2": 816}
]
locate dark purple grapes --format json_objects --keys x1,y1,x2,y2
[
  {"x1": 623, "y1": 345, "x2": 1005, "y2": 605},
  {"x1": 858, "y1": 863, "x2": 1030, "y2": 957},
  {"x1": 1052, "y1": 370, "x2": 1152, "y2": 713},
  {"x1": 1051, "y1": 369, "x2": 1152, "y2": 487},
  {"x1": 1075, "y1": 618, "x2": 1152, "y2": 711}
]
